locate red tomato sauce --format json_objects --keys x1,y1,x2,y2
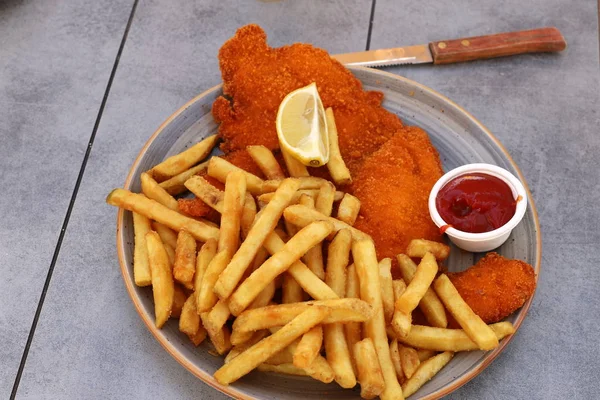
[{"x1": 436, "y1": 173, "x2": 516, "y2": 233}]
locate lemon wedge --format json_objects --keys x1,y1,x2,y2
[{"x1": 276, "y1": 82, "x2": 329, "y2": 167}]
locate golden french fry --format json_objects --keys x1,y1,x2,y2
[
  {"x1": 214, "y1": 306, "x2": 330, "y2": 385},
  {"x1": 402, "y1": 352, "x2": 454, "y2": 398},
  {"x1": 354, "y1": 338, "x2": 385, "y2": 400},
  {"x1": 188, "y1": 325, "x2": 208, "y2": 346},
  {"x1": 298, "y1": 195, "x2": 325, "y2": 280},
  {"x1": 232, "y1": 298, "x2": 374, "y2": 333},
  {"x1": 344, "y1": 263, "x2": 361, "y2": 376},
  {"x1": 247, "y1": 145, "x2": 286, "y2": 180},
  {"x1": 315, "y1": 180, "x2": 336, "y2": 216},
  {"x1": 214, "y1": 178, "x2": 300, "y2": 300},
  {"x1": 352, "y1": 239, "x2": 404, "y2": 400},
  {"x1": 258, "y1": 189, "x2": 344, "y2": 207},
  {"x1": 228, "y1": 221, "x2": 334, "y2": 315},
  {"x1": 406, "y1": 239, "x2": 450, "y2": 261},
  {"x1": 200, "y1": 312, "x2": 232, "y2": 355},
  {"x1": 179, "y1": 294, "x2": 201, "y2": 336},
  {"x1": 417, "y1": 349, "x2": 437, "y2": 362},
  {"x1": 194, "y1": 239, "x2": 217, "y2": 312},
  {"x1": 398, "y1": 344, "x2": 420, "y2": 379},
  {"x1": 261, "y1": 176, "x2": 328, "y2": 192},
  {"x1": 141, "y1": 172, "x2": 179, "y2": 211},
  {"x1": 173, "y1": 230, "x2": 197, "y2": 287},
  {"x1": 393, "y1": 279, "x2": 407, "y2": 299},
  {"x1": 197, "y1": 250, "x2": 229, "y2": 312},
  {"x1": 389, "y1": 339, "x2": 405, "y2": 383},
  {"x1": 159, "y1": 161, "x2": 208, "y2": 195},
  {"x1": 184, "y1": 176, "x2": 225, "y2": 212},
  {"x1": 379, "y1": 258, "x2": 394, "y2": 324},
  {"x1": 150, "y1": 134, "x2": 218, "y2": 181},
  {"x1": 151, "y1": 221, "x2": 178, "y2": 250},
  {"x1": 145, "y1": 231, "x2": 174, "y2": 328},
  {"x1": 171, "y1": 284, "x2": 187, "y2": 318},
  {"x1": 132, "y1": 212, "x2": 152, "y2": 286},
  {"x1": 324, "y1": 108, "x2": 352, "y2": 185},
  {"x1": 336, "y1": 193, "x2": 360, "y2": 226},
  {"x1": 391, "y1": 279, "x2": 412, "y2": 338},
  {"x1": 107, "y1": 189, "x2": 219, "y2": 241},
  {"x1": 326, "y1": 229, "x2": 352, "y2": 297},
  {"x1": 293, "y1": 326, "x2": 323, "y2": 368},
  {"x1": 240, "y1": 194, "x2": 257, "y2": 239},
  {"x1": 284, "y1": 204, "x2": 371, "y2": 241},
  {"x1": 434, "y1": 274, "x2": 499, "y2": 350},
  {"x1": 208, "y1": 156, "x2": 264, "y2": 195},
  {"x1": 203, "y1": 299, "x2": 231, "y2": 338},
  {"x1": 281, "y1": 148, "x2": 310, "y2": 177},
  {"x1": 282, "y1": 273, "x2": 304, "y2": 303},
  {"x1": 396, "y1": 252, "x2": 438, "y2": 315},
  {"x1": 265, "y1": 347, "x2": 294, "y2": 365},
  {"x1": 301, "y1": 353, "x2": 335, "y2": 383},
  {"x1": 397, "y1": 254, "x2": 448, "y2": 328},
  {"x1": 226, "y1": 330, "x2": 270, "y2": 363},
  {"x1": 257, "y1": 363, "x2": 308, "y2": 376},
  {"x1": 218, "y1": 171, "x2": 247, "y2": 255}
]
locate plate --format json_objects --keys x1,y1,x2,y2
[{"x1": 116, "y1": 66, "x2": 541, "y2": 400}]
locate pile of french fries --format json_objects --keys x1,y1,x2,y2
[{"x1": 107, "y1": 110, "x2": 515, "y2": 399}]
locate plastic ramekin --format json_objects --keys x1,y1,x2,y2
[{"x1": 428, "y1": 163, "x2": 528, "y2": 253}]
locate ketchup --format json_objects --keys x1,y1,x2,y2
[{"x1": 435, "y1": 173, "x2": 516, "y2": 233}]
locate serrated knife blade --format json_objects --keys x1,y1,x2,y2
[{"x1": 332, "y1": 44, "x2": 433, "y2": 67}]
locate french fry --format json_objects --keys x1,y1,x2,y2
[
  {"x1": 298, "y1": 195, "x2": 325, "y2": 280},
  {"x1": 324, "y1": 229, "x2": 356, "y2": 387},
  {"x1": 194, "y1": 239, "x2": 217, "y2": 313},
  {"x1": 263, "y1": 231, "x2": 337, "y2": 300},
  {"x1": 228, "y1": 221, "x2": 334, "y2": 315},
  {"x1": 247, "y1": 145, "x2": 285, "y2": 180},
  {"x1": 293, "y1": 326, "x2": 323, "y2": 368},
  {"x1": 284, "y1": 204, "x2": 371, "y2": 241},
  {"x1": 281, "y1": 149, "x2": 310, "y2": 177},
  {"x1": 180, "y1": 294, "x2": 201, "y2": 336},
  {"x1": 150, "y1": 134, "x2": 218, "y2": 181},
  {"x1": 396, "y1": 252, "x2": 438, "y2": 315},
  {"x1": 300, "y1": 353, "x2": 335, "y2": 383},
  {"x1": 282, "y1": 273, "x2": 304, "y2": 303},
  {"x1": 258, "y1": 189, "x2": 344, "y2": 206},
  {"x1": 188, "y1": 325, "x2": 208, "y2": 346},
  {"x1": 141, "y1": 172, "x2": 179, "y2": 211},
  {"x1": 151, "y1": 221, "x2": 178, "y2": 250},
  {"x1": 204, "y1": 299, "x2": 231, "y2": 338},
  {"x1": 226, "y1": 330, "x2": 270, "y2": 363},
  {"x1": 397, "y1": 254, "x2": 448, "y2": 328},
  {"x1": 208, "y1": 156, "x2": 264, "y2": 195},
  {"x1": 265, "y1": 347, "x2": 294, "y2": 365},
  {"x1": 315, "y1": 180, "x2": 336, "y2": 217},
  {"x1": 107, "y1": 189, "x2": 219, "y2": 241},
  {"x1": 354, "y1": 338, "x2": 385, "y2": 400},
  {"x1": 171, "y1": 284, "x2": 187, "y2": 318},
  {"x1": 214, "y1": 306, "x2": 330, "y2": 385},
  {"x1": 217, "y1": 171, "x2": 247, "y2": 255},
  {"x1": 417, "y1": 349, "x2": 437, "y2": 362},
  {"x1": 379, "y1": 258, "x2": 394, "y2": 324},
  {"x1": 257, "y1": 363, "x2": 308, "y2": 376},
  {"x1": 336, "y1": 193, "x2": 360, "y2": 226},
  {"x1": 401, "y1": 352, "x2": 454, "y2": 398},
  {"x1": 434, "y1": 274, "x2": 499, "y2": 350},
  {"x1": 173, "y1": 230, "x2": 197, "y2": 288},
  {"x1": 389, "y1": 339, "x2": 405, "y2": 383},
  {"x1": 261, "y1": 176, "x2": 328, "y2": 192},
  {"x1": 391, "y1": 279, "x2": 412, "y2": 338},
  {"x1": 406, "y1": 239, "x2": 450, "y2": 260},
  {"x1": 202, "y1": 315, "x2": 232, "y2": 355},
  {"x1": 184, "y1": 176, "x2": 224, "y2": 212},
  {"x1": 132, "y1": 212, "x2": 152, "y2": 286},
  {"x1": 145, "y1": 232, "x2": 174, "y2": 328},
  {"x1": 232, "y1": 298, "x2": 374, "y2": 333},
  {"x1": 163, "y1": 241, "x2": 176, "y2": 266},
  {"x1": 214, "y1": 178, "x2": 300, "y2": 300},
  {"x1": 352, "y1": 239, "x2": 404, "y2": 400},
  {"x1": 240, "y1": 194, "x2": 257, "y2": 239},
  {"x1": 324, "y1": 108, "x2": 352, "y2": 186},
  {"x1": 197, "y1": 251, "x2": 230, "y2": 312},
  {"x1": 398, "y1": 344, "x2": 420, "y2": 379},
  {"x1": 159, "y1": 161, "x2": 208, "y2": 195},
  {"x1": 344, "y1": 263, "x2": 362, "y2": 376},
  {"x1": 394, "y1": 322, "x2": 514, "y2": 352}
]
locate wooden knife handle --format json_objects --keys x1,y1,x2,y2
[{"x1": 429, "y1": 27, "x2": 566, "y2": 65}]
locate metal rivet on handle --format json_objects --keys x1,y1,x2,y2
[
  {"x1": 438, "y1": 42, "x2": 447, "y2": 49},
  {"x1": 461, "y1": 40, "x2": 470, "y2": 47}
]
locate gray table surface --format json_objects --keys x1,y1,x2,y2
[{"x1": 1, "y1": 0, "x2": 598, "y2": 399}]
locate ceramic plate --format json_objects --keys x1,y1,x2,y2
[{"x1": 116, "y1": 66, "x2": 541, "y2": 400}]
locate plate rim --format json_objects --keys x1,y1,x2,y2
[{"x1": 115, "y1": 66, "x2": 542, "y2": 400}]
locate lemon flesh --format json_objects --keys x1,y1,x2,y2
[{"x1": 276, "y1": 82, "x2": 329, "y2": 167}]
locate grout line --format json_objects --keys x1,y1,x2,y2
[
  {"x1": 365, "y1": 0, "x2": 377, "y2": 50},
  {"x1": 9, "y1": 0, "x2": 139, "y2": 397}
]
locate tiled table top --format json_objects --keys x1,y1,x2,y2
[{"x1": 1, "y1": 0, "x2": 598, "y2": 399}]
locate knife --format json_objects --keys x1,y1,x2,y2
[{"x1": 332, "y1": 27, "x2": 566, "y2": 67}]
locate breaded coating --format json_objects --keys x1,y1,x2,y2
[
  {"x1": 448, "y1": 253, "x2": 537, "y2": 324},
  {"x1": 350, "y1": 126, "x2": 444, "y2": 260}
]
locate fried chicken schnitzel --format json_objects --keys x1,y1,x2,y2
[
  {"x1": 210, "y1": 24, "x2": 443, "y2": 261},
  {"x1": 448, "y1": 252, "x2": 537, "y2": 324}
]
